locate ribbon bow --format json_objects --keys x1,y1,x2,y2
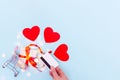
[{"x1": 19, "y1": 44, "x2": 43, "y2": 68}]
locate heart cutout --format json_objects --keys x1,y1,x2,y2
[
  {"x1": 23, "y1": 26, "x2": 40, "y2": 41},
  {"x1": 44, "y1": 27, "x2": 60, "y2": 43},
  {"x1": 54, "y1": 44, "x2": 69, "y2": 61}
]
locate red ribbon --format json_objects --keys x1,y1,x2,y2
[{"x1": 19, "y1": 44, "x2": 43, "y2": 68}]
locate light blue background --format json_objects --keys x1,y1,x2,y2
[{"x1": 0, "y1": 0, "x2": 120, "y2": 80}]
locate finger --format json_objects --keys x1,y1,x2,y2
[
  {"x1": 55, "y1": 67, "x2": 68, "y2": 80},
  {"x1": 50, "y1": 66, "x2": 59, "y2": 79},
  {"x1": 49, "y1": 71, "x2": 52, "y2": 77},
  {"x1": 55, "y1": 67, "x2": 65, "y2": 76}
]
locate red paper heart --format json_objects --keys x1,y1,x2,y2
[
  {"x1": 23, "y1": 26, "x2": 40, "y2": 41},
  {"x1": 44, "y1": 27, "x2": 60, "y2": 43},
  {"x1": 54, "y1": 44, "x2": 69, "y2": 61}
]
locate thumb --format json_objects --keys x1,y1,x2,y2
[{"x1": 50, "y1": 66, "x2": 59, "y2": 79}]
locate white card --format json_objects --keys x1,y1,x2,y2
[{"x1": 41, "y1": 52, "x2": 59, "y2": 69}]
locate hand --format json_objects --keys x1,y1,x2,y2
[{"x1": 50, "y1": 66, "x2": 68, "y2": 80}]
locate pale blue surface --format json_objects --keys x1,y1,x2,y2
[{"x1": 0, "y1": 0, "x2": 120, "y2": 80}]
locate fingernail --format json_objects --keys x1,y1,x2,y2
[{"x1": 50, "y1": 66, "x2": 54, "y2": 71}]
